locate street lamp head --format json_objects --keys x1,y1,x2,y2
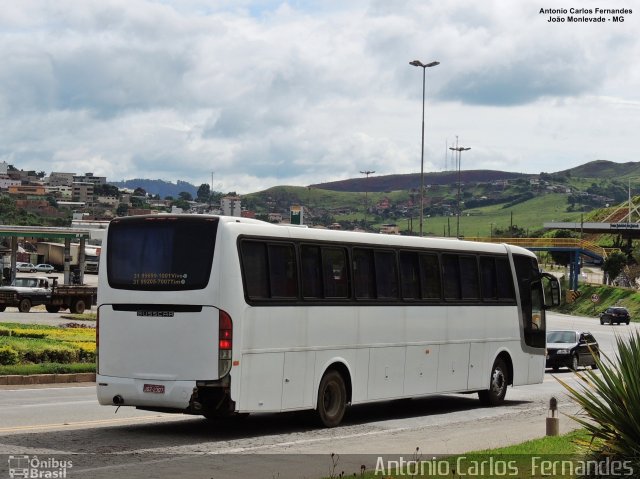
[
  {"x1": 410, "y1": 60, "x2": 440, "y2": 68},
  {"x1": 462, "y1": 147, "x2": 471, "y2": 151}
]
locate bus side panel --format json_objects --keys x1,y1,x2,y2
[
  {"x1": 528, "y1": 354, "x2": 545, "y2": 384},
  {"x1": 238, "y1": 352, "x2": 284, "y2": 412}
]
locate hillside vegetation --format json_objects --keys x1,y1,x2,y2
[
  {"x1": 240, "y1": 160, "x2": 639, "y2": 236},
  {"x1": 556, "y1": 284, "x2": 640, "y2": 321}
]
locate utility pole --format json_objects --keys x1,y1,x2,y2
[
  {"x1": 360, "y1": 170, "x2": 375, "y2": 230},
  {"x1": 449, "y1": 141, "x2": 471, "y2": 238}
]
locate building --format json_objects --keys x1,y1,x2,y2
[
  {"x1": 221, "y1": 196, "x2": 241, "y2": 217},
  {"x1": 47, "y1": 172, "x2": 75, "y2": 187},
  {"x1": 73, "y1": 173, "x2": 107, "y2": 186},
  {"x1": 45, "y1": 185, "x2": 73, "y2": 199},
  {"x1": 7, "y1": 185, "x2": 47, "y2": 196},
  {"x1": 0, "y1": 176, "x2": 21, "y2": 190},
  {"x1": 380, "y1": 223, "x2": 400, "y2": 235},
  {"x1": 72, "y1": 182, "x2": 94, "y2": 203}
]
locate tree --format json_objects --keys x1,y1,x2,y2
[
  {"x1": 94, "y1": 184, "x2": 121, "y2": 197},
  {"x1": 133, "y1": 187, "x2": 147, "y2": 197},
  {"x1": 603, "y1": 251, "x2": 628, "y2": 285},
  {"x1": 196, "y1": 184, "x2": 211, "y2": 203},
  {"x1": 548, "y1": 230, "x2": 577, "y2": 267},
  {"x1": 116, "y1": 203, "x2": 129, "y2": 216},
  {"x1": 178, "y1": 191, "x2": 193, "y2": 201},
  {"x1": 172, "y1": 199, "x2": 191, "y2": 211}
]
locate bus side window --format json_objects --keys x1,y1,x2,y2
[
  {"x1": 459, "y1": 255, "x2": 479, "y2": 300},
  {"x1": 442, "y1": 254, "x2": 461, "y2": 300},
  {"x1": 495, "y1": 257, "x2": 515, "y2": 300},
  {"x1": 268, "y1": 243, "x2": 298, "y2": 299},
  {"x1": 374, "y1": 250, "x2": 398, "y2": 299},
  {"x1": 399, "y1": 251, "x2": 420, "y2": 299},
  {"x1": 301, "y1": 245, "x2": 323, "y2": 298},
  {"x1": 322, "y1": 247, "x2": 348, "y2": 299},
  {"x1": 419, "y1": 253, "x2": 441, "y2": 300},
  {"x1": 240, "y1": 241, "x2": 269, "y2": 299},
  {"x1": 353, "y1": 248, "x2": 375, "y2": 299}
]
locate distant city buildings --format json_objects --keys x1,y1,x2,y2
[{"x1": 221, "y1": 196, "x2": 241, "y2": 217}]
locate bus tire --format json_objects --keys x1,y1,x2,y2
[
  {"x1": 478, "y1": 358, "x2": 508, "y2": 406},
  {"x1": 19, "y1": 298, "x2": 32, "y2": 313},
  {"x1": 46, "y1": 305, "x2": 61, "y2": 313},
  {"x1": 72, "y1": 299, "x2": 86, "y2": 314},
  {"x1": 317, "y1": 369, "x2": 347, "y2": 428}
]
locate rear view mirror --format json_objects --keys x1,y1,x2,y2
[{"x1": 541, "y1": 272, "x2": 561, "y2": 308}]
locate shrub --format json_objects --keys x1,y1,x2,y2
[
  {"x1": 558, "y1": 331, "x2": 640, "y2": 468},
  {"x1": 0, "y1": 346, "x2": 19, "y2": 365}
]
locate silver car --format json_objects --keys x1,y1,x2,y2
[
  {"x1": 35, "y1": 264, "x2": 56, "y2": 273},
  {"x1": 16, "y1": 262, "x2": 36, "y2": 272}
]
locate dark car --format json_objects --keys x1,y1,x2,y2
[
  {"x1": 546, "y1": 330, "x2": 600, "y2": 372},
  {"x1": 600, "y1": 307, "x2": 630, "y2": 325}
]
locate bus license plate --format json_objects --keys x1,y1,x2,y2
[{"x1": 143, "y1": 384, "x2": 165, "y2": 394}]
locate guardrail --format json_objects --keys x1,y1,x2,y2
[{"x1": 464, "y1": 237, "x2": 620, "y2": 260}]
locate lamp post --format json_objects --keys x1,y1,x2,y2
[
  {"x1": 449, "y1": 145, "x2": 471, "y2": 238},
  {"x1": 410, "y1": 59, "x2": 439, "y2": 236}
]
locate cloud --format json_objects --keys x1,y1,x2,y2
[{"x1": 1, "y1": 0, "x2": 639, "y2": 194}]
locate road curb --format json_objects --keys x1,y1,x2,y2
[{"x1": 0, "y1": 372, "x2": 95, "y2": 385}]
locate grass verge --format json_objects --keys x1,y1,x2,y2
[
  {"x1": 327, "y1": 430, "x2": 590, "y2": 478},
  {"x1": 0, "y1": 362, "x2": 95, "y2": 375}
]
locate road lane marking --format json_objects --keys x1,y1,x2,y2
[
  {"x1": 0, "y1": 414, "x2": 187, "y2": 433},
  {"x1": 0, "y1": 400, "x2": 98, "y2": 408}
]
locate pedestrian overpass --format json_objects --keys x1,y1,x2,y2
[{"x1": 465, "y1": 237, "x2": 619, "y2": 290}]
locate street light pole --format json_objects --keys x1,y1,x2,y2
[
  {"x1": 449, "y1": 145, "x2": 471, "y2": 238},
  {"x1": 410, "y1": 59, "x2": 439, "y2": 236}
]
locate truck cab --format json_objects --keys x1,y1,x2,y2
[{"x1": 0, "y1": 276, "x2": 53, "y2": 312}]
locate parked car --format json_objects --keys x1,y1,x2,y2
[
  {"x1": 599, "y1": 307, "x2": 630, "y2": 325},
  {"x1": 16, "y1": 262, "x2": 36, "y2": 272},
  {"x1": 546, "y1": 330, "x2": 600, "y2": 372},
  {"x1": 34, "y1": 264, "x2": 55, "y2": 273}
]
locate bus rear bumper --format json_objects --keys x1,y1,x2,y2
[{"x1": 96, "y1": 375, "x2": 195, "y2": 410}]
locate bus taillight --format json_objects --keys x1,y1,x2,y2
[
  {"x1": 219, "y1": 309, "x2": 233, "y2": 377},
  {"x1": 96, "y1": 308, "x2": 100, "y2": 373}
]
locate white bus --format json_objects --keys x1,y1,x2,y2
[{"x1": 96, "y1": 215, "x2": 560, "y2": 427}]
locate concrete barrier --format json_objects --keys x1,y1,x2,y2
[{"x1": 0, "y1": 373, "x2": 96, "y2": 385}]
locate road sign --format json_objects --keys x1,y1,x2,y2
[{"x1": 591, "y1": 294, "x2": 600, "y2": 303}]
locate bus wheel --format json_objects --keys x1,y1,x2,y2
[
  {"x1": 19, "y1": 298, "x2": 32, "y2": 313},
  {"x1": 478, "y1": 358, "x2": 508, "y2": 406},
  {"x1": 45, "y1": 305, "x2": 60, "y2": 313},
  {"x1": 317, "y1": 370, "x2": 347, "y2": 427},
  {"x1": 72, "y1": 299, "x2": 86, "y2": 314}
]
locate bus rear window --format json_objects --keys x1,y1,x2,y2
[{"x1": 107, "y1": 216, "x2": 219, "y2": 291}]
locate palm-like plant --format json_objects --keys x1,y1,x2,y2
[{"x1": 557, "y1": 331, "x2": 640, "y2": 467}]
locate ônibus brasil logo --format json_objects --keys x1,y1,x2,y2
[{"x1": 8, "y1": 455, "x2": 73, "y2": 478}]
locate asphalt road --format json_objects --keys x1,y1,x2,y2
[{"x1": 0, "y1": 312, "x2": 637, "y2": 478}]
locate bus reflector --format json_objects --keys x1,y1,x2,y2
[{"x1": 219, "y1": 310, "x2": 233, "y2": 377}]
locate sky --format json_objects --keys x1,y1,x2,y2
[{"x1": 1, "y1": 0, "x2": 638, "y2": 194}]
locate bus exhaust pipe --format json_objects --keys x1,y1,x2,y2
[{"x1": 113, "y1": 395, "x2": 124, "y2": 406}]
